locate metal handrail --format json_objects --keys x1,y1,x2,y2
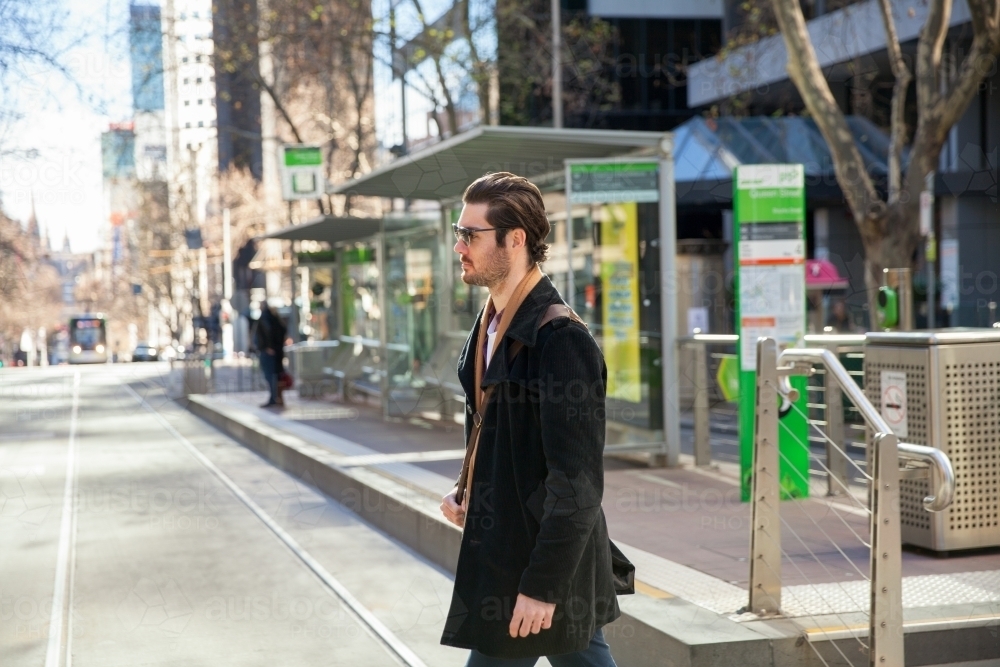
[
  {"x1": 676, "y1": 333, "x2": 738, "y2": 344},
  {"x1": 803, "y1": 333, "x2": 866, "y2": 346},
  {"x1": 338, "y1": 335, "x2": 410, "y2": 353},
  {"x1": 777, "y1": 347, "x2": 954, "y2": 512},
  {"x1": 286, "y1": 336, "x2": 411, "y2": 353},
  {"x1": 896, "y1": 443, "x2": 955, "y2": 512},
  {"x1": 675, "y1": 333, "x2": 864, "y2": 471},
  {"x1": 675, "y1": 333, "x2": 866, "y2": 346}
]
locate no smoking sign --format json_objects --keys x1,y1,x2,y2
[{"x1": 880, "y1": 370, "x2": 908, "y2": 438}]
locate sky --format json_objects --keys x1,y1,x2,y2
[{"x1": 0, "y1": 0, "x2": 135, "y2": 254}]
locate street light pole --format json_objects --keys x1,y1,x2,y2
[
  {"x1": 222, "y1": 207, "x2": 234, "y2": 359},
  {"x1": 551, "y1": 0, "x2": 562, "y2": 129}
]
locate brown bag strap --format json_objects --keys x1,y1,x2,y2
[{"x1": 455, "y1": 303, "x2": 586, "y2": 506}]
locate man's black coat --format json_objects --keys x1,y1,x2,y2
[{"x1": 440, "y1": 276, "x2": 620, "y2": 658}]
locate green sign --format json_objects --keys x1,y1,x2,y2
[
  {"x1": 568, "y1": 161, "x2": 658, "y2": 204},
  {"x1": 280, "y1": 145, "x2": 324, "y2": 200},
  {"x1": 283, "y1": 146, "x2": 323, "y2": 166},
  {"x1": 734, "y1": 164, "x2": 809, "y2": 501}
]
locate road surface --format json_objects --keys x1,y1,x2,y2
[{"x1": 0, "y1": 363, "x2": 462, "y2": 667}]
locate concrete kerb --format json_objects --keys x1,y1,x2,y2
[
  {"x1": 185, "y1": 395, "x2": 463, "y2": 573},
  {"x1": 183, "y1": 394, "x2": 810, "y2": 667}
]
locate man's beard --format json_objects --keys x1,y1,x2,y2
[{"x1": 463, "y1": 243, "x2": 511, "y2": 288}]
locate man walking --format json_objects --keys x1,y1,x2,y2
[
  {"x1": 254, "y1": 301, "x2": 286, "y2": 408},
  {"x1": 440, "y1": 172, "x2": 620, "y2": 665}
]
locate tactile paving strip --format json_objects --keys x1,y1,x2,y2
[
  {"x1": 619, "y1": 543, "x2": 748, "y2": 614},
  {"x1": 621, "y1": 541, "x2": 1000, "y2": 618},
  {"x1": 782, "y1": 569, "x2": 1000, "y2": 617}
]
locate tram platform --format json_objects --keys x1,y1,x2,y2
[{"x1": 185, "y1": 389, "x2": 1000, "y2": 667}]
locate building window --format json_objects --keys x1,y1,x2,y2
[
  {"x1": 182, "y1": 56, "x2": 188, "y2": 63},
  {"x1": 197, "y1": 99, "x2": 203, "y2": 105},
  {"x1": 209, "y1": 76, "x2": 215, "y2": 82},
  {"x1": 185, "y1": 122, "x2": 191, "y2": 128},
  {"x1": 198, "y1": 121, "x2": 204, "y2": 127},
  {"x1": 184, "y1": 100, "x2": 190, "y2": 106},
  {"x1": 195, "y1": 55, "x2": 202, "y2": 62},
  {"x1": 196, "y1": 77, "x2": 202, "y2": 84},
  {"x1": 183, "y1": 78, "x2": 189, "y2": 84}
]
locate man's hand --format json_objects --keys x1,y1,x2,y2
[
  {"x1": 509, "y1": 593, "x2": 555, "y2": 638},
  {"x1": 440, "y1": 487, "x2": 465, "y2": 527}
]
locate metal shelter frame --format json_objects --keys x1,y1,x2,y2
[{"x1": 272, "y1": 126, "x2": 682, "y2": 462}]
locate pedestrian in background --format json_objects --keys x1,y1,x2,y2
[
  {"x1": 254, "y1": 302, "x2": 286, "y2": 408},
  {"x1": 826, "y1": 298, "x2": 859, "y2": 333},
  {"x1": 440, "y1": 172, "x2": 626, "y2": 666}
]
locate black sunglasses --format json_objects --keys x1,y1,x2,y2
[{"x1": 452, "y1": 223, "x2": 505, "y2": 245}]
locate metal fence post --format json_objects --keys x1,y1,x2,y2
[
  {"x1": 692, "y1": 342, "x2": 711, "y2": 466},
  {"x1": 823, "y1": 350, "x2": 848, "y2": 496},
  {"x1": 658, "y1": 140, "x2": 680, "y2": 467},
  {"x1": 869, "y1": 431, "x2": 904, "y2": 666},
  {"x1": 748, "y1": 337, "x2": 781, "y2": 616}
]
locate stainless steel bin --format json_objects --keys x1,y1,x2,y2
[{"x1": 865, "y1": 329, "x2": 1000, "y2": 551}]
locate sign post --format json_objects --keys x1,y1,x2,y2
[
  {"x1": 279, "y1": 145, "x2": 325, "y2": 201},
  {"x1": 734, "y1": 164, "x2": 810, "y2": 500}
]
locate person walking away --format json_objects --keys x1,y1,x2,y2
[
  {"x1": 439, "y1": 172, "x2": 624, "y2": 666},
  {"x1": 254, "y1": 302, "x2": 286, "y2": 407}
]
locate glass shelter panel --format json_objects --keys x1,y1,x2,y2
[
  {"x1": 341, "y1": 247, "x2": 380, "y2": 341},
  {"x1": 301, "y1": 263, "x2": 338, "y2": 341},
  {"x1": 384, "y1": 226, "x2": 448, "y2": 419},
  {"x1": 545, "y1": 202, "x2": 663, "y2": 432}
]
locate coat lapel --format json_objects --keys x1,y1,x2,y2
[
  {"x1": 456, "y1": 273, "x2": 566, "y2": 397},
  {"x1": 457, "y1": 311, "x2": 482, "y2": 402},
  {"x1": 481, "y1": 274, "x2": 563, "y2": 388}
]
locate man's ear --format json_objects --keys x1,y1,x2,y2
[{"x1": 511, "y1": 228, "x2": 526, "y2": 249}]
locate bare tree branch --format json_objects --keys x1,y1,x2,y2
[
  {"x1": 915, "y1": 0, "x2": 951, "y2": 113},
  {"x1": 252, "y1": 61, "x2": 305, "y2": 144},
  {"x1": 908, "y1": 0, "x2": 1000, "y2": 205},
  {"x1": 876, "y1": 0, "x2": 912, "y2": 203},
  {"x1": 769, "y1": 0, "x2": 883, "y2": 236},
  {"x1": 409, "y1": 0, "x2": 460, "y2": 135}
]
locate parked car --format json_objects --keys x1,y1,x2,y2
[{"x1": 131, "y1": 342, "x2": 159, "y2": 362}]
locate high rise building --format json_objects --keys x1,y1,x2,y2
[
  {"x1": 130, "y1": 4, "x2": 169, "y2": 183},
  {"x1": 130, "y1": 4, "x2": 166, "y2": 112},
  {"x1": 212, "y1": 0, "x2": 263, "y2": 180},
  {"x1": 161, "y1": 0, "x2": 219, "y2": 227}
]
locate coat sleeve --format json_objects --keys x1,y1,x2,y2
[{"x1": 518, "y1": 323, "x2": 607, "y2": 603}]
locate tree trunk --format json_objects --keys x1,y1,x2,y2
[{"x1": 861, "y1": 199, "x2": 922, "y2": 327}]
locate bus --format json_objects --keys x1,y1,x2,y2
[{"x1": 69, "y1": 315, "x2": 109, "y2": 364}]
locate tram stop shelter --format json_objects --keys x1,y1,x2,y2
[{"x1": 266, "y1": 125, "x2": 682, "y2": 465}]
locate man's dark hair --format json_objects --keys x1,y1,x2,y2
[{"x1": 462, "y1": 172, "x2": 550, "y2": 264}]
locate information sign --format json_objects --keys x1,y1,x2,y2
[
  {"x1": 735, "y1": 164, "x2": 810, "y2": 500},
  {"x1": 280, "y1": 145, "x2": 324, "y2": 200}
]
